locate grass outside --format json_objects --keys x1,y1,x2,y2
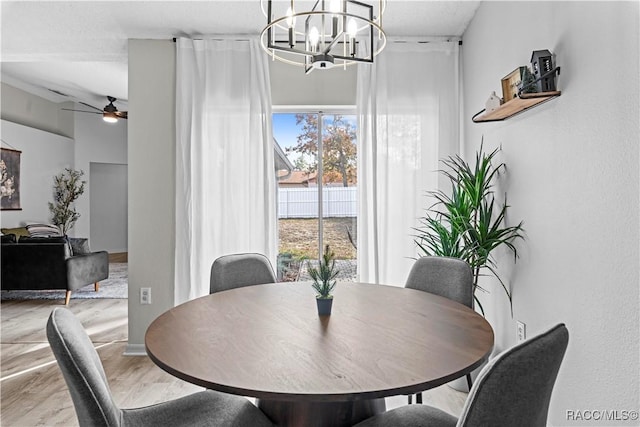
[{"x1": 278, "y1": 218, "x2": 357, "y2": 260}]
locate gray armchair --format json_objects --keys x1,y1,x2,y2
[
  {"x1": 405, "y1": 256, "x2": 474, "y2": 402},
  {"x1": 210, "y1": 253, "x2": 277, "y2": 294},
  {"x1": 354, "y1": 323, "x2": 569, "y2": 427},
  {"x1": 46, "y1": 307, "x2": 274, "y2": 427}
]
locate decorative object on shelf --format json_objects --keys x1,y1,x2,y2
[
  {"x1": 260, "y1": 0, "x2": 386, "y2": 74},
  {"x1": 530, "y1": 49, "x2": 556, "y2": 92},
  {"x1": 484, "y1": 91, "x2": 503, "y2": 113},
  {"x1": 473, "y1": 52, "x2": 561, "y2": 123},
  {"x1": 501, "y1": 66, "x2": 527, "y2": 102},
  {"x1": 519, "y1": 66, "x2": 538, "y2": 94},
  {"x1": 414, "y1": 142, "x2": 524, "y2": 316},
  {"x1": 48, "y1": 168, "x2": 86, "y2": 235},
  {"x1": 309, "y1": 245, "x2": 339, "y2": 315},
  {"x1": 0, "y1": 147, "x2": 21, "y2": 211}
]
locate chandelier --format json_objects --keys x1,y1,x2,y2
[{"x1": 260, "y1": 0, "x2": 386, "y2": 73}]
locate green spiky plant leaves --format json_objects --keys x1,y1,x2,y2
[
  {"x1": 309, "y1": 245, "x2": 339, "y2": 299},
  {"x1": 48, "y1": 168, "x2": 86, "y2": 235},
  {"x1": 414, "y1": 142, "x2": 524, "y2": 316}
]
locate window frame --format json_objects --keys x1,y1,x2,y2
[{"x1": 273, "y1": 105, "x2": 357, "y2": 262}]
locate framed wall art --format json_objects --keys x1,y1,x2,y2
[{"x1": 1, "y1": 147, "x2": 22, "y2": 210}]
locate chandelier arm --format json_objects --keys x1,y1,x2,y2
[
  {"x1": 267, "y1": 10, "x2": 380, "y2": 36},
  {"x1": 260, "y1": 0, "x2": 387, "y2": 20},
  {"x1": 321, "y1": 31, "x2": 345, "y2": 55}
]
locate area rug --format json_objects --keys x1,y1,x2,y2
[{"x1": 1, "y1": 263, "x2": 128, "y2": 301}]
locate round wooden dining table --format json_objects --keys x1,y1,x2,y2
[{"x1": 145, "y1": 282, "x2": 494, "y2": 427}]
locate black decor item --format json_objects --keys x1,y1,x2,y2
[{"x1": 530, "y1": 49, "x2": 556, "y2": 92}]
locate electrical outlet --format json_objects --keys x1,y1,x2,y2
[
  {"x1": 140, "y1": 287, "x2": 151, "y2": 305},
  {"x1": 516, "y1": 321, "x2": 526, "y2": 342}
]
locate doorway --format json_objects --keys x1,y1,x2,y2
[{"x1": 89, "y1": 162, "x2": 128, "y2": 258}]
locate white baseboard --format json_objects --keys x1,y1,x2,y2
[{"x1": 123, "y1": 343, "x2": 147, "y2": 356}]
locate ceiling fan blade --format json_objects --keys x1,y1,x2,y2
[
  {"x1": 62, "y1": 97, "x2": 127, "y2": 121},
  {"x1": 61, "y1": 108, "x2": 102, "y2": 115},
  {"x1": 79, "y1": 101, "x2": 104, "y2": 112}
]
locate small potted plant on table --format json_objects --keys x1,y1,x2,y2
[{"x1": 309, "y1": 245, "x2": 339, "y2": 316}]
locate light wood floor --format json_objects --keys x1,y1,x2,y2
[
  {"x1": 108, "y1": 252, "x2": 128, "y2": 263},
  {"x1": 1, "y1": 298, "x2": 467, "y2": 426}
]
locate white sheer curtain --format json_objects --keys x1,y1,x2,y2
[
  {"x1": 175, "y1": 37, "x2": 276, "y2": 304},
  {"x1": 357, "y1": 41, "x2": 460, "y2": 286}
]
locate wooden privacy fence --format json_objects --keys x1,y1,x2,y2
[{"x1": 278, "y1": 187, "x2": 357, "y2": 218}]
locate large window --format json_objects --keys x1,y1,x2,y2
[{"x1": 273, "y1": 111, "x2": 357, "y2": 282}]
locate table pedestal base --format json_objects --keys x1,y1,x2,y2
[{"x1": 257, "y1": 397, "x2": 386, "y2": 427}]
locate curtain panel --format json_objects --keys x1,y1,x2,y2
[
  {"x1": 357, "y1": 41, "x2": 461, "y2": 286},
  {"x1": 175, "y1": 37, "x2": 277, "y2": 305}
]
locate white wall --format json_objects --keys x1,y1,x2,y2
[
  {"x1": 1, "y1": 82, "x2": 74, "y2": 138},
  {"x1": 462, "y1": 2, "x2": 639, "y2": 425},
  {"x1": 270, "y1": 58, "x2": 356, "y2": 106},
  {"x1": 73, "y1": 110, "x2": 127, "y2": 240},
  {"x1": 127, "y1": 39, "x2": 176, "y2": 349},
  {"x1": 0, "y1": 119, "x2": 74, "y2": 228}
]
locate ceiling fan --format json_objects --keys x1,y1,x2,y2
[{"x1": 62, "y1": 96, "x2": 128, "y2": 123}]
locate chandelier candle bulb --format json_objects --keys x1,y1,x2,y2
[
  {"x1": 286, "y1": 7, "x2": 296, "y2": 47},
  {"x1": 288, "y1": 27, "x2": 295, "y2": 48},
  {"x1": 330, "y1": 0, "x2": 341, "y2": 37},
  {"x1": 309, "y1": 27, "x2": 320, "y2": 53},
  {"x1": 348, "y1": 18, "x2": 357, "y2": 56}
]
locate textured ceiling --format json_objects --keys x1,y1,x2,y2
[{"x1": 1, "y1": 0, "x2": 480, "y2": 107}]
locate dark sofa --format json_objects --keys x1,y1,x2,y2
[{"x1": 1, "y1": 236, "x2": 109, "y2": 304}]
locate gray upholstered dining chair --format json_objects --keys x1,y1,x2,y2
[
  {"x1": 46, "y1": 307, "x2": 274, "y2": 427},
  {"x1": 405, "y1": 256, "x2": 474, "y2": 403},
  {"x1": 210, "y1": 253, "x2": 277, "y2": 294},
  {"x1": 354, "y1": 323, "x2": 569, "y2": 427}
]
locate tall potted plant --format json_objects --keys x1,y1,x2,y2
[
  {"x1": 48, "y1": 168, "x2": 86, "y2": 235},
  {"x1": 414, "y1": 143, "x2": 524, "y2": 316}
]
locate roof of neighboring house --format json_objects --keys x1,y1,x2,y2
[
  {"x1": 278, "y1": 170, "x2": 317, "y2": 185},
  {"x1": 274, "y1": 138, "x2": 294, "y2": 173}
]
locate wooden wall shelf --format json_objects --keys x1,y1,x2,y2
[{"x1": 472, "y1": 91, "x2": 561, "y2": 123}]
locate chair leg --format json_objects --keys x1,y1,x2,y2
[
  {"x1": 94, "y1": 282, "x2": 100, "y2": 292},
  {"x1": 416, "y1": 393, "x2": 422, "y2": 404},
  {"x1": 64, "y1": 291, "x2": 71, "y2": 305},
  {"x1": 466, "y1": 373, "x2": 473, "y2": 391}
]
